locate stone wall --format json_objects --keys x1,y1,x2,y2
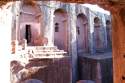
[
  {"x1": 11, "y1": 57, "x2": 71, "y2": 83},
  {"x1": 78, "y1": 54, "x2": 113, "y2": 83},
  {"x1": 11, "y1": 1, "x2": 111, "y2": 83}
]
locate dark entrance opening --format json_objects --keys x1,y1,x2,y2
[{"x1": 25, "y1": 24, "x2": 32, "y2": 44}]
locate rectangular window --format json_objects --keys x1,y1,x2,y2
[
  {"x1": 55, "y1": 23, "x2": 59, "y2": 32},
  {"x1": 55, "y1": 26, "x2": 59, "y2": 32},
  {"x1": 77, "y1": 26, "x2": 80, "y2": 35}
]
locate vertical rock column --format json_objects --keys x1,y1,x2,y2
[
  {"x1": 12, "y1": 1, "x2": 21, "y2": 53},
  {"x1": 68, "y1": 3, "x2": 78, "y2": 83},
  {"x1": 11, "y1": 2, "x2": 16, "y2": 40},
  {"x1": 15, "y1": 1, "x2": 21, "y2": 41},
  {"x1": 0, "y1": 2, "x2": 13, "y2": 83},
  {"x1": 42, "y1": 2, "x2": 54, "y2": 46},
  {"x1": 88, "y1": 10, "x2": 95, "y2": 54},
  {"x1": 101, "y1": 14, "x2": 108, "y2": 50}
]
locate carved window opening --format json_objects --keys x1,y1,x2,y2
[
  {"x1": 106, "y1": 20, "x2": 111, "y2": 25},
  {"x1": 77, "y1": 26, "x2": 80, "y2": 35},
  {"x1": 106, "y1": 20, "x2": 111, "y2": 29},
  {"x1": 106, "y1": 20, "x2": 111, "y2": 32},
  {"x1": 55, "y1": 23, "x2": 59, "y2": 32},
  {"x1": 94, "y1": 17, "x2": 101, "y2": 28},
  {"x1": 25, "y1": 24, "x2": 32, "y2": 43}
]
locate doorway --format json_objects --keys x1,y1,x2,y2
[
  {"x1": 19, "y1": 2, "x2": 43, "y2": 46},
  {"x1": 106, "y1": 20, "x2": 112, "y2": 49},
  {"x1": 25, "y1": 24, "x2": 32, "y2": 44}
]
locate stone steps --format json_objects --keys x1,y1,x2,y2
[{"x1": 14, "y1": 46, "x2": 68, "y2": 60}]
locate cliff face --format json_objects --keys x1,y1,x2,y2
[{"x1": 111, "y1": 7, "x2": 125, "y2": 83}]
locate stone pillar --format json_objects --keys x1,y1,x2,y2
[
  {"x1": 101, "y1": 14, "x2": 108, "y2": 50},
  {"x1": 11, "y1": 40, "x2": 19, "y2": 54},
  {"x1": 111, "y1": 7, "x2": 125, "y2": 83},
  {"x1": 22, "y1": 39, "x2": 27, "y2": 50},
  {"x1": 11, "y1": 1, "x2": 21, "y2": 53},
  {"x1": 42, "y1": 2, "x2": 54, "y2": 46},
  {"x1": 11, "y1": 2, "x2": 16, "y2": 41},
  {"x1": 68, "y1": 3, "x2": 78, "y2": 83},
  {"x1": 15, "y1": 1, "x2": 21, "y2": 41},
  {"x1": 88, "y1": 10, "x2": 95, "y2": 54}
]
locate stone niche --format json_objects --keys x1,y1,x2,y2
[
  {"x1": 76, "y1": 13, "x2": 89, "y2": 54},
  {"x1": 54, "y1": 8, "x2": 69, "y2": 52},
  {"x1": 19, "y1": 1, "x2": 43, "y2": 46}
]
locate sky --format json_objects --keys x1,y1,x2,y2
[{"x1": 83, "y1": 4, "x2": 110, "y2": 15}]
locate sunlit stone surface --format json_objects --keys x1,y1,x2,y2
[{"x1": 0, "y1": 0, "x2": 116, "y2": 83}]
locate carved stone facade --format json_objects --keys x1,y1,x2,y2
[
  {"x1": 0, "y1": 1, "x2": 114, "y2": 83},
  {"x1": 0, "y1": 0, "x2": 125, "y2": 83},
  {"x1": 11, "y1": 1, "x2": 111, "y2": 54},
  {"x1": 10, "y1": 1, "x2": 112, "y2": 83}
]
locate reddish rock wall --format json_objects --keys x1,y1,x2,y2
[{"x1": 11, "y1": 57, "x2": 71, "y2": 83}]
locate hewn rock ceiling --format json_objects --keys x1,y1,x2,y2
[{"x1": 0, "y1": 0, "x2": 125, "y2": 6}]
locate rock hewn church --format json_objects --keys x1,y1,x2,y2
[{"x1": 2, "y1": 0, "x2": 124, "y2": 83}]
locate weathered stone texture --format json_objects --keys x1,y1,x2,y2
[
  {"x1": 78, "y1": 53, "x2": 113, "y2": 83},
  {"x1": 11, "y1": 57, "x2": 71, "y2": 83}
]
